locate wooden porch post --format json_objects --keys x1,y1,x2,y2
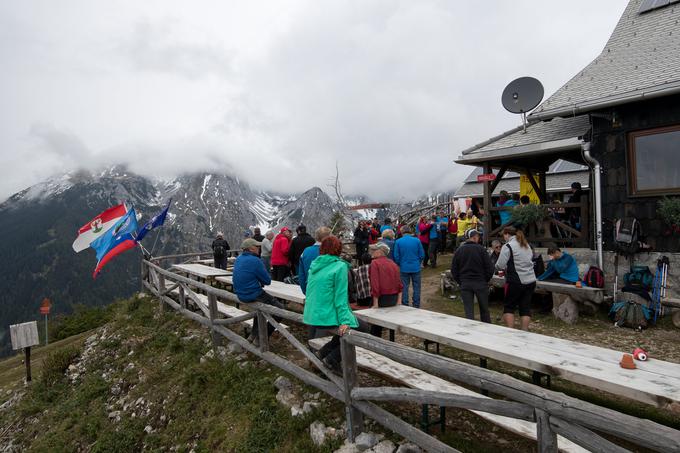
[
  {"x1": 483, "y1": 163, "x2": 493, "y2": 247},
  {"x1": 538, "y1": 171, "x2": 548, "y2": 205}
]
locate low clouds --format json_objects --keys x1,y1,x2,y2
[{"x1": 0, "y1": 0, "x2": 628, "y2": 202}]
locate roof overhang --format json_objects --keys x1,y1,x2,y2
[{"x1": 455, "y1": 137, "x2": 583, "y2": 166}]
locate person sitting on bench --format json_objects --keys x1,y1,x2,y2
[{"x1": 538, "y1": 245, "x2": 579, "y2": 284}]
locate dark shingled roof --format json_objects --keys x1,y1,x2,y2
[{"x1": 530, "y1": 0, "x2": 680, "y2": 119}]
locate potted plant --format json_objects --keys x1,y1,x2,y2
[
  {"x1": 509, "y1": 204, "x2": 548, "y2": 229},
  {"x1": 657, "y1": 197, "x2": 680, "y2": 235}
]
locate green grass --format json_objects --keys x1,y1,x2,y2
[{"x1": 0, "y1": 296, "x2": 346, "y2": 453}]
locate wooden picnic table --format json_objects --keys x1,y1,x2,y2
[
  {"x1": 353, "y1": 305, "x2": 680, "y2": 412},
  {"x1": 192, "y1": 257, "x2": 236, "y2": 266},
  {"x1": 215, "y1": 276, "x2": 306, "y2": 305},
  {"x1": 171, "y1": 263, "x2": 232, "y2": 280}
]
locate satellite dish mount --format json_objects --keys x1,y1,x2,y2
[{"x1": 501, "y1": 77, "x2": 544, "y2": 133}]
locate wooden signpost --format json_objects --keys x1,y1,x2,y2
[
  {"x1": 10, "y1": 321, "x2": 40, "y2": 382},
  {"x1": 40, "y1": 298, "x2": 51, "y2": 345}
]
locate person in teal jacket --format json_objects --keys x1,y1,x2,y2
[
  {"x1": 303, "y1": 235, "x2": 358, "y2": 372},
  {"x1": 538, "y1": 246, "x2": 580, "y2": 283}
]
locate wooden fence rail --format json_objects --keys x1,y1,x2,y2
[{"x1": 141, "y1": 258, "x2": 680, "y2": 453}]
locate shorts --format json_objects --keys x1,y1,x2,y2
[{"x1": 503, "y1": 282, "x2": 536, "y2": 317}]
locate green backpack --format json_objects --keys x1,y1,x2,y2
[{"x1": 623, "y1": 265, "x2": 654, "y2": 292}]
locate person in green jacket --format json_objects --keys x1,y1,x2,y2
[{"x1": 303, "y1": 235, "x2": 359, "y2": 372}]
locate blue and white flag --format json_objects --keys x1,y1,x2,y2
[{"x1": 136, "y1": 200, "x2": 171, "y2": 242}]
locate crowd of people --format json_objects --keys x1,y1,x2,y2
[{"x1": 220, "y1": 209, "x2": 582, "y2": 371}]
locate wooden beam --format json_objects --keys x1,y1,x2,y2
[
  {"x1": 351, "y1": 387, "x2": 534, "y2": 421},
  {"x1": 535, "y1": 409, "x2": 558, "y2": 453},
  {"x1": 549, "y1": 416, "x2": 631, "y2": 453},
  {"x1": 525, "y1": 168, "x2": 544, "y2": 203},
  {"x1": 483, "y1": 162, "x2": 493, "y2": 247},
  {"x1": 488, "y1": 165, "x2": 508, "y2": 194},
  {"x1": 208, "y1": 293, "x2": 222, "y2": 349},
  {"x1": 341, "y1": 339, "x2": 364, "y2": 441}
]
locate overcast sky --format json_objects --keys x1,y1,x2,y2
[{"x1": 0, "y1": 0, "x2": 628, "y2": 202}]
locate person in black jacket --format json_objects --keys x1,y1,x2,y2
[
  {"x1": 450, "y1": 229, "x2": 494, "y2": 323},
  {"x1": 353, "y1": 221, "x2": 370, "y2": 259},
  {"x1": 289, "y1": 225, "x2": 315, "y2": 275},
  {"x1": 212, "y1": 232, "x2": 231, "y2": 270}
]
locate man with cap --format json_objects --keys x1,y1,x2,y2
[
  {"x1": 271, "y1": 227, "x2": 293, "y2": 281},
  {"x1": 232, "y1": 238, "x2": 284, "y2": 345},
  {"x1": 368, "y1": 242, "x2": 403, "y2": 337},
  {"x1": 289, "y1": 224, "x2": 315, "y2": 275},
  {"x1": 211, "y1": 232, "x2": 230, "y2": 270},
  {"x1": 450, "y1": 228, "x2": 494, "y2": 323}
]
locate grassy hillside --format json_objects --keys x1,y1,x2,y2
[{"x1": 0, "y1": 295, "x2": 346, "y2": 452}]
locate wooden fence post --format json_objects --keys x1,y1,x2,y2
[
  {"x1": 207, "y1": 293, "x2": 222, "y2": 350},
  {"x1": 158, "y1": 273, "x2": 166, "y2": 312},
  {"x1": 341, "y1": 336, "x2": 363, "y2": 442},
  {"x1": 179, "y1": 285, "x2": 186, "y2": 309},
  {"x1": 535, "y1": 408, "x2": 558, "y2": 453},
  {"x1": 140, "y1": 260, "x2": 147, "y2": 293},
  {"x1": 257, "y1": 311, "x2": 269, "y2": 353}
]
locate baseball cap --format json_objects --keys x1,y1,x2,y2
[
  {"x1": 369, "y1": 242, "x2": 390, "y2": 255},
  {"x1": 465, "y1": 228, "x2": 481, "y2": 239},
  {"x1": 241, "y1": 238, "x2": 262, "y2": 249}
]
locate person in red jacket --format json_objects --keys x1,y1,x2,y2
[
  {"x1": 368, "y1": 242, "x2": 403, "y2": 338},
  {"x1": 271, "y1": 227, "x2": 293, "y2": 281},
  {"x1": 417, "y1": 216, "x2": 432, "y2": 267}
]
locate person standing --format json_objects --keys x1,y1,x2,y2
[
  {"x1": 289, "y1": 225, "x2": 315, "y2": 275},
  {"x1": 495, "y1": 226, "x2": 536, "y2": 331},
  {"x1": 252, "y1": 227, "x2": 265, "y2": 243},
  {"x1": 380, "y1": 218, "x2": 393, "y2": 234},
  {"x1": 436, "y1": 211, "x2": 449, "y2": 253},
  {"x1": 211, "y1": 232, "x2": 230, "y2": 270},
  {"x1": 260, "y1": 230, "x2": 274, "y2": 273},
  {"x1": 393, "y1": 226, "x2": 424, "y2": 308},
  {"x1": 232, "y1": 238, "x2": 283, "y2": 346},
  {"x1": 417, "y1": 216, "x2": 432, "y2": 268},
  {"x1": 379, "y1": 229, "x2": 396, "y2": 261},
  {"x1": 299, "y1": 226, "x2": 332, "y2": 294},
  {"x1": 450, "y1": 229, "x2": 494, "y2": 323},
  {"x1": 368, "y1": 242, "x2": 403, "y2": 337},
  {"x1": 353, "y1": 221, "x2": 370, "y2": 259},
  {"x1": 271, "y1": 227, "x2": 293, "y2": 281},
  {"x1": 427, "y1": 215, "x2": 439, "y2": 268},
  {"x1": 303, "y1": 236, "x2": 359, "y2": 373},
  {"x1": 352, "y1": 253, "x2": 373, "y2": 307}
]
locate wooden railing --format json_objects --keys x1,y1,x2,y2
[
  {"x1": 140, "y1": 257, "x2": 680, "y2": 453},
  {"x1": 485, "y1": 202, "x2": 590, "y2": 248}
]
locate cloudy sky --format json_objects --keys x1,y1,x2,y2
[{"x1": 0, "y1": 0, "x2": 628, "y2": 201}]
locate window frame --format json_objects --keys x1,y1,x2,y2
[{"x1": 627, "y1": 124, "x2": 680, "y2": 196}]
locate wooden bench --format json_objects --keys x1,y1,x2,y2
[{"x1": 308, "y1": 337, "x2": 585, "y2": 452}]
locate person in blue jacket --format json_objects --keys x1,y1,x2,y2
[
  {"x1": 393, "y1": 225, "x2": 425, "y2": 308},
  {"x1": 538, "y1": 245, "x2": 580, "y2": 284},
  {"x1": 298, "y1": 226, "x2": 331, "y2": 294},
  {"x1": 233, "y1": 238, "x2": 283, "y2": 345}
]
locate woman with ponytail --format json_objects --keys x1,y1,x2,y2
[{"x1": 495, "y1": 226, "x2": 536, "y2": 330}]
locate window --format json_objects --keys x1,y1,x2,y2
[{"x1": 628, "y1": 125, "x2": 680, "y2": 195}]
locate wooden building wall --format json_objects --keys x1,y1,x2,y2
[{"x1": 590, "y1": 94, "x2": 680, "y2": 252}]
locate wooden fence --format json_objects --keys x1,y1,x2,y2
[{"x1": 141, "y1": 257, "x2": 680, "y2": 453}]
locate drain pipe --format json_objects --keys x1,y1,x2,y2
[{"x1": 582, "y1": 141, "x2": 604, "y2": 269}]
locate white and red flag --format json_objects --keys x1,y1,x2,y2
[{"x1": 72, "y1": 203, "x2": 128, "y2": 253}]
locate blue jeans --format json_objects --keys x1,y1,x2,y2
[{"x1": 400, "y1": 272, "x2": 421, "y2": 308}]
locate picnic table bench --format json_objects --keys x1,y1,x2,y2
[
  {"x1": 215, "y1": 275, "x2": 306, "y2": 305},
  {"x1": 353, "y1": 305, "x2": 680, "y2": 412},
  {"x1": 308, "y1": 337, "x2": 585, "y2": 452}
]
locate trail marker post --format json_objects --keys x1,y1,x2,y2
[
  {"x1": 10, "y1": 321, "x2": 39, "y2": 383},
  {"x1": 40, "y1": 298, "x2": 51, "y2": 345}
]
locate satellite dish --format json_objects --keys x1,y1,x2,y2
[{"x1": 501, "y1": 76, "x2": 544, "y2": 133}]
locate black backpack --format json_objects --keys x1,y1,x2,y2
[
  {"x1": 584, "y1": 266, "x2": 605, "y2": 288},
  {"x1": 615, "y1": 218, "x2": 640, "y2": 255},
  {"x1": 214, "y1": 244, "x2": 226, "y2": 258}
]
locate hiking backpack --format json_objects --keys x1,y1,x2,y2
[
  {"x1": 610, "y1": 300, "x2": 651, "y2": 330},
  {"x1": 623, "y1": 265, "x2": 654, "y2": 292},
  {"x1": 584, "y1": 266, "x2": 605, "y2": 288},
  {"x1": 615, "y1": 218, "x2": 640, "y2": 255},
  {"x1": 214, "y1": 244, "x2": 226, "y2": 257}
]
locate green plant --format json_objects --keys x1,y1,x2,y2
[
  {"x1": 40, "y1": 346, "x2": 79, "y2": 387},
  {"x1": 657, "y1": 197, "x2": 680, "y2": 226},
  {"x1": 509, "y1": 204, "x2": 548, "y2": 228}
]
